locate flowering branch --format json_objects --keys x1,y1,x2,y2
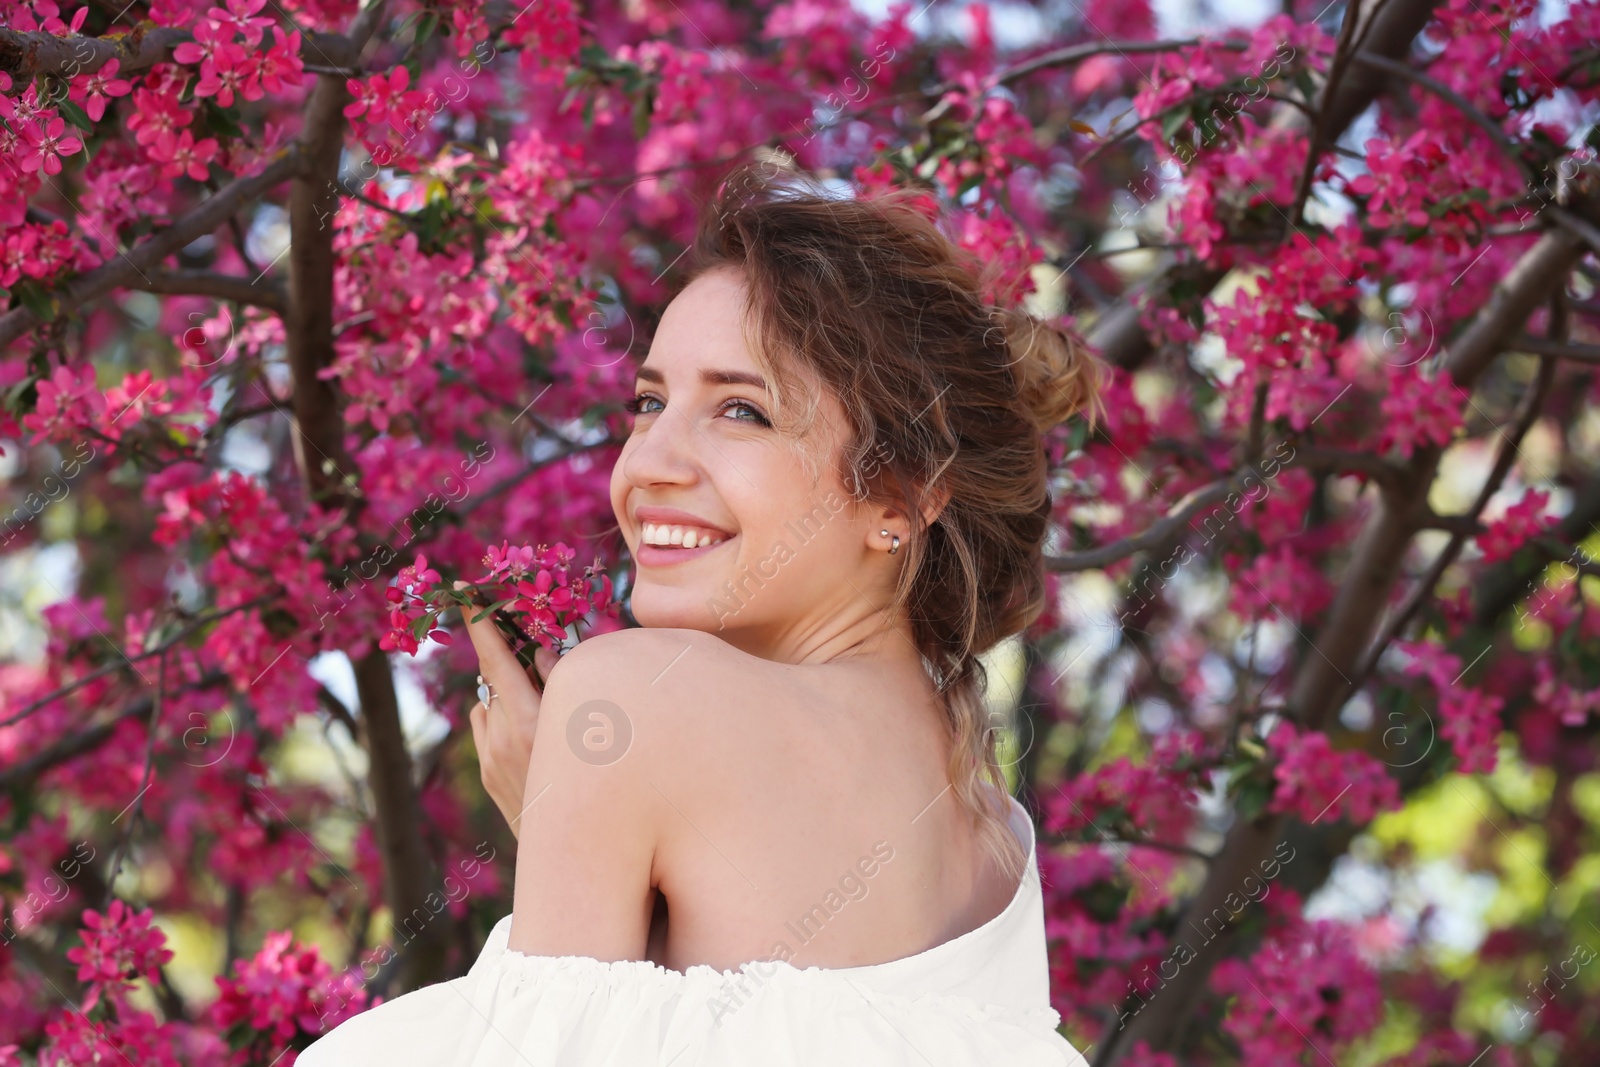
[
  {"x1": 1350, "y1": 49, "x2": 1535, "y2": 184},
  {"x1": 0, "y1": 25, "x2": 346, "y2": 82},
  {"x1": 0, "y1": 596, "x2": 274, "y2": 729},
  {"x1": 1097, "y1": 217, "x2": 1593, "y2": 1067},
  {"x1": 1047, "y1": 477, "x2": 1240, "y2": 572},
  {"x1": 0, "y1": 147, "x2": 302, "y2": 348},
  {"x1": 1345, "y1": 303, "x2": 1565, "y2": 694}
]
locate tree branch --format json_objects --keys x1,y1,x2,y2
[
  {"x1": 0, "y1": 671, "x2": 230, "y2": 791},
  {"x1": 0, "y1": 596, "x2": 274, "y2": 729},
  {"x1": 1347, "y1": 340, "x2": 1559, "y2": 693},
  {"x1": 1289, "y1": 0, "x2": 1364, "y2": 228},
  {"x1": 1047, "y1": 478, "x2": 1239, "y2": 572},
  {"x1": 1086, "y1": 0, "x2": 1442, "y2": 373},
  {"x1": 1547, "y1": 204, "x2": 1600, "y2": 255},
  {"x1": 276, "y1": 0, "x2": 447, "y2": 993},
  {"x1": 130, "y1": 270, "x2": 287, "y2": 312},
  {"x1": 0, "y1": 25, "x2": 346, "y2": 82},
  {"x1": 316, "y1": 682, "x2": 359, "y2": 736},
  {"x1": 1348, "y1": 50, "x2": 1534, "y2": 183},
  {"x1": 1095, "y1": 213, "x2": 1592, "y2": 1067},
  {"x1": 1509, "y1": 335, "x2": 1600, "y2": 364},
  {"x1": 0, "y1": 149, "x2": 302, "y2": 350}
]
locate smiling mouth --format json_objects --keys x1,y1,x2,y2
[{"x1": 639, "y1": 523, "x2": 733, "y2": 550}]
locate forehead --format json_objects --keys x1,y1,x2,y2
[{"x1": 654, "y1": 268, "x2": 748, "y2": 348}]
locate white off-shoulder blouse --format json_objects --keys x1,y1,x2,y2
[{"x1": 298, "y1": 794, "x2": 1089, "y2": 1065}]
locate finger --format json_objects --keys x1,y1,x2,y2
[
  {"x1": 453, "y1": 581, "x2": 524, "y2": 675},
  {"x1": 469, "y1": 699, "x2": 488, "y2": 755},
  {"x1": 530, "y1": 645, "x2": 559, "y2": 687}
]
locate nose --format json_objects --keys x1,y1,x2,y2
[{"x1": 621, "y1": 402, "x2": 702, "y2": 490}]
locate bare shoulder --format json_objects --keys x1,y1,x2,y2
[
  {"x1": 541, "y1": 626, "x2": 795, "y2": 763},
  {"x1": 546, "y1": 625, "x2": 759, "y2": 695}
]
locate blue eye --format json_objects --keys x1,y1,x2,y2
[
  {"x1": 720, "y1": 399, "x2": 772, "y2": 427},
  {"x1": 622, "y1": 393, "x2": 664, "y2": 415}
]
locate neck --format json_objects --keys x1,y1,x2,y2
[{"x1": 721, "y1": 602, "x2": 926, "y2": 672}]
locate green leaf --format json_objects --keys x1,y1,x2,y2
[
  {"x1": 1234, "y1": 777, "x2": 1275, "y2": 822},
  {"x1": 205, "y1": 105, "x2": 246, "y2": 142},
  {"x1": 413, "y1": 10, "x2": 439, "y2": 46},
  {"x1": 469, "y1": 598, "x2": 519, "y2": 624},
  {"x1": 1293, "y1": 69, "x2": 1317, "y2": 104},
  {"x1": 14, "y1": 281, "x2": 60, "y2": 322},
  {"x1": 1160, "y1": 106, "x2": 1190, "y2": 141},
  {"x1": 1077, "y1": 879, "x2": 1131, "y2": 923},
  {"x1": 632, "y1": 92, "x2": 654, "y2": 141},
  {"x1": 55, "y1": 98, "x2": 94, "y2": 133}
]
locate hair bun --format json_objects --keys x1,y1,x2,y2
[{"x1": 993, "y1": 306, "x2": 1109, "y2": 435}]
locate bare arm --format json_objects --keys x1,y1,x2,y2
[{"x1": 504, "y1": 638, "x2": 660, "y2": 960}]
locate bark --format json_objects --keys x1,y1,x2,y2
[
  {"x1": 130, "y1": 271, "x2": 287, "y2": 312},
  {"x1": 275, "y1": 0, "x2": 450, "y2": 992}
]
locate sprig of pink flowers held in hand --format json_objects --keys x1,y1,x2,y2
[{"x1": 379, "y1": 542, "x2": 616, "y2": 661}]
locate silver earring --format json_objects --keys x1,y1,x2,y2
[
  {"x1": 476, "y1": 674, "x2": 497, "y2": 708},
  {"x1": 889, "y1": 534, "x2": 900, "y2": 555}
]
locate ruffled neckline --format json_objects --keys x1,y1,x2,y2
[{"x1": 489, "y1": 792, "x2": 1041, "y2": 990}]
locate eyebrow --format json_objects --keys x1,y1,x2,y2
[{"x1": 635, "y1": 366, "x2": 769, "y2": 391}]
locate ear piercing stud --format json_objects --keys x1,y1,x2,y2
[{"x1": 880, "y1": 529, "x2": 900, "y2": 555}]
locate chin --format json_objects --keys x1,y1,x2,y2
[{"x1": 627, "y1": 580, "x2": 732, "y2": 633}]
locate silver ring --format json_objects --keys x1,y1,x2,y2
[{"x1": 476, "y1": 674, "x2": 498, "y2": 708}]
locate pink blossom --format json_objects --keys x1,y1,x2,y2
[
  {"x1": 1265, "y1": 722, "x2": 1401, "y2": 825},
  {"x1": 66, "y1": 899, "x2": 174, "y2": 991},
  {"x1": 210, "y1": 930, "x2": 371, "y2": 1052},
  {"x1": 154, "y1": 129, "x2": 220, "y2": 181},
  {"x1": 18, "y1": 116, "x2": 84, "y2": 175},
  {"x1": 126, "y1": 85, "x2": 193, "y2": 148},
  {"x1": 68, "y1": 58, "x2": 132, "y2": 122},
  {"x1": 21, "y1": 361, "x2": 107, "y2": 443},
  {"x1": 172, "y1": 18, "x2": 231, "y2": 67},
  {"x1": 344, "y1": 65, "x2": 411, "y2": 129},
  {"x1": 206, "y1": 0, "x2": 275, "y2": 45},
  {"x1": 1475, "y1": 487, "x2": 1555, "y2": 563},
  {"x1": 1214, "y1": 906, "x2": 1384, "y2": 1061},
  {"x1": 1377, "y1": 365, "x2": 1466, "y2": 458}
]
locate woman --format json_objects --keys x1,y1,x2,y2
[{"x1": 300, "y1": 160, "x2": 1106, "y2": 1066}]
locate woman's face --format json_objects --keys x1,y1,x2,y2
[{"x1": 609, "y1": 266, "x2": 898, "y2": 662}]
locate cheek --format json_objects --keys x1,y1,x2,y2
[{"x1": 609, "y1": 449, "x2": 633, "y2": 533}]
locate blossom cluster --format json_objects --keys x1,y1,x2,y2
[
  {"x1": 1264, "y1": 721, "x2": 1403, "y2": 825},
  {"x1": 381, "y1": 543, "x2": 616, "y2": 657}
]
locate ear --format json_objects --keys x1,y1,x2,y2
[{"x1": 866, "y1": 481, "x2": 950, "y2": 549}]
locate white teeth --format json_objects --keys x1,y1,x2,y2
[{"x1": 640, "y1": 523, "x2": 728, "y2": 548}]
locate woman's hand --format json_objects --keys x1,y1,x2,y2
[{"x1": 456, "y1": 581, "x2": 560, "y2": 840}]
